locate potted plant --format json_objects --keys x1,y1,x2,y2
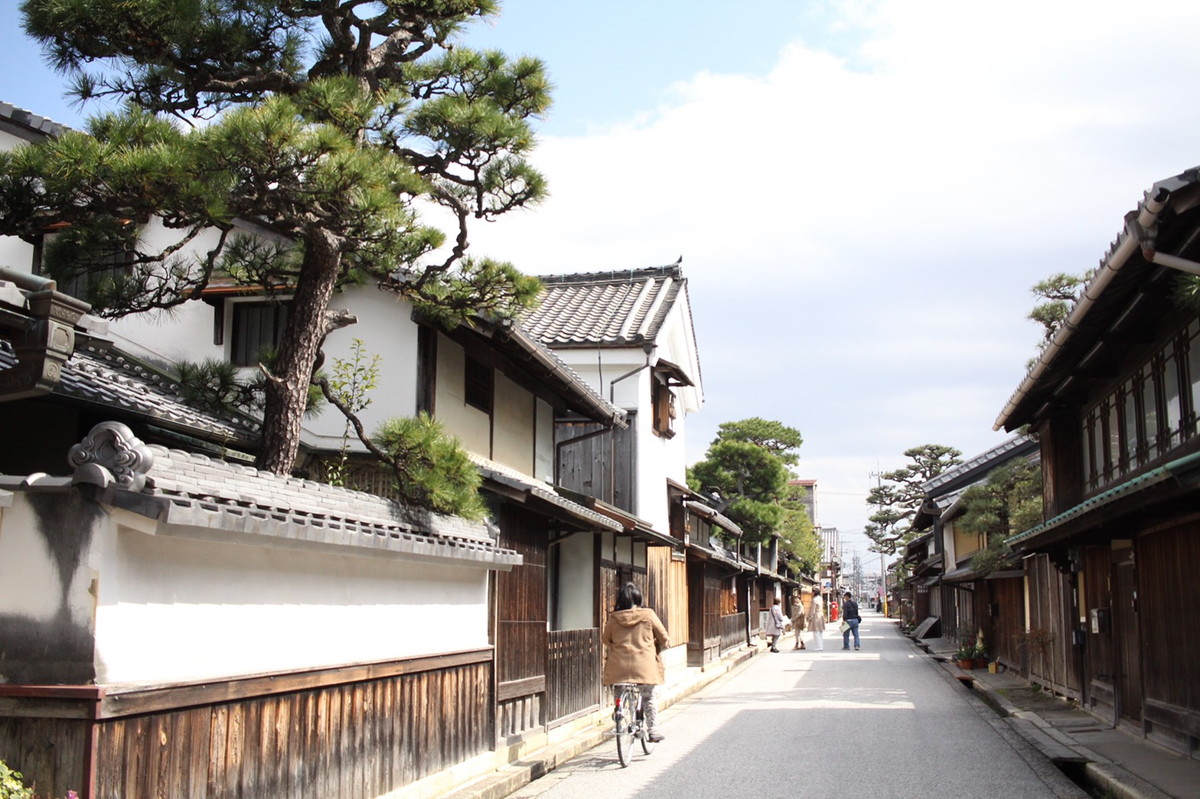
[
  {"x1": 971, "y1": 634, "x2": 988, "y2": 669},
  {"x1": 954, "y1": 639, "x2": 976, "y2": 669}
]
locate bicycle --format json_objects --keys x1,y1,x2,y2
[{"x1": 611, "y1": 683, "x2": 655, "y2": 767}]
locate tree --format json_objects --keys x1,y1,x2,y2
[
  {"x1": 864, "y1": 443, "x2": 962, "y2": 554},
  {"x1": 1, "y1": 0, "x2": 548, "y2": 475},
  {"x1": 709, "y1": 417, "x2": 804, "y2": 466},
  {"x1": 1028, "y1": 272, "x2": 1093, "y2": 348},
  {"x1": 957, "y1": 458, "x2": 1041, "y2": 576},
  {"x1": 687, "y1": 418, "x2": 802, "y2": 544}
]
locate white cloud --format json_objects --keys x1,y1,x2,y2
[{"x1": 470, "y1": 0, "x2": 1200, "y2": 535}]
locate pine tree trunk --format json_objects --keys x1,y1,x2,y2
[{"x1": 257, "y1": 228, "x2": 342, "y2": 475}]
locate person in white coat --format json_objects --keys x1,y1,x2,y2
[{"x1": 807, "y1": 590, "x2": 826, "y2": 651}]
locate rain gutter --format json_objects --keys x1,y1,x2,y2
[{"x1": 994, "y1": 188, "x2": 1168, "y2": 431}]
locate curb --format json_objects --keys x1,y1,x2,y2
[{"x1": 905, "y1": 630, "x2": 1165, "y2": 799}]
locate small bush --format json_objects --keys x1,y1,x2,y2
[{"x1": 0, "y1": 759, "x2": 32, "y2": 799}]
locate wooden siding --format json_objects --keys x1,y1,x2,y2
[
  {"x1": 646, "y1": 546, "x2": 688, "y2": 646},
  {"x1": 554, "y1": 420, "x2": 636, "y2": 513},
  {"x1": 546, "y1": 629, "x2": 601, "y2": 723},
  {"x1": 0, "y1": 717, "x2": 87, "y2": 799},
  {"x1": 719, "y1": 612, "x2": 746, "y2": 652},
  {"x1": 1025, "y1": 554, "x2": 1082, "y2": 698},
  {"x1": 494, "y1": 505, "x2": 549, "y2": 739},
  {"x1": 1081, "y1": 544, "x2": 1117, "y2": 721},
  {"x1": 1138, "y1": 521, "x2": 1200, "y2": 753},
  {"x1": 0, "y1": 657, "x2": 493, "y2": 799},
  {"x1": 986, "y1": 576, "x2": 1026, "y2": 669}
]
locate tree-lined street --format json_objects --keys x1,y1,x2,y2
[{"x1": 505, "y1": 614, "x2": 1084, "y2": 799}]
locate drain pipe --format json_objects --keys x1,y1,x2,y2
[{"x1": 607, "y1": 341, "x2": 656, "y2": 404}]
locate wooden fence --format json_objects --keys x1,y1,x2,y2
[
  {"x1": 719, "y1": 612, "x2": 746, "y2": 653},
  {"x1": 0, "y1": 652, "x2": 493, "y2": 799},
  {"x1": 547, "y1": 628, "x2": 602, "y2": 723}
]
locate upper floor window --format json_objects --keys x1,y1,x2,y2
[
  {"x1": 1082, "y1": 321, "x2": 1196, "y2": 492},
  {"x1": 652, "y1": 375, "x2": 676, "y2": 438},
  {"x1": 464, "y1": 353, "x2": 493, "y2": 413},
  {"x1": 230, "y1": 300, "x2": 289, "y2": 367}
]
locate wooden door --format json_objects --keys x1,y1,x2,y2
[{"x1": 1114, "y1": 551, "x2": 1142, "y2": 724}]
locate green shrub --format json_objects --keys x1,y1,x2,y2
[{"x1": 0, "y1": 759, "x2": 32, "y2": 799}]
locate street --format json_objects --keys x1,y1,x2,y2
[{"x1": 504, "y1": 612, "x2": 1086, "y2": 798}]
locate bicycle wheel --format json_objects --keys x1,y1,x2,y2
[{"x1": 614, "y1": 686, "x2": 636, "y2": 767}]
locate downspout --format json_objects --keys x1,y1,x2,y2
[{"x1": 607, "y1": 341, "x2": 656, "y2": 404}]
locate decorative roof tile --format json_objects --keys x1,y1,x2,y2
[{"x1": 13, "y1": 421, "x2": 522, "y2": 569}]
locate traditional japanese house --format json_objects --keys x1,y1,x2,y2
[
  {"x1": 909, "y1": 435, "x2": 1038, "y2": 666},
  {"x1": 996, "y1": 166, "x2": 1200, "y2": 757}
]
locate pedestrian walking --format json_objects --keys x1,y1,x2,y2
[
  {"x1": 791, "y1": 596, "x2": 806, "y2": 649},
  {"x1": 807, "y1": 590, "x2": 826, "y2": 651},
  {"x1": 765, "y1": 597, "x2": 788, "y2": 653},
  {"x1": 841, "y1": 592, "x2": 861, "y2": 650}
]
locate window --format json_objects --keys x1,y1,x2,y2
[
  {"x1": 464, "y1": 354, "x2": 493, "y2": 413},
  {"x1": 652, "y1": 375, "x2": 676, "y2": 438},
  {"x1": 230, "y1": 301, "x2": 289, "y2": 367},
  {"x1": 1083, "y1": 318, "x2": 1200, "y2": 492},
  {"x1": 1164, "y1": 348, "x2": 1182, "y2": 447}
]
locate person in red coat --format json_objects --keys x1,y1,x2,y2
[{"x1": 602, "y1": 583, "x2": 670, "y2": 742}]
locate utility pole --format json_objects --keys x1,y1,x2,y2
[{"x1": 869, "y1": 470, "x2": 889, "y2": 618}]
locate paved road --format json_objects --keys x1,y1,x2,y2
[{"x1": 505, "y1": 612, "x2": 1085, "y2": 798}]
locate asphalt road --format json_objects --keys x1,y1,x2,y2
[{"x1": 504, "y1": 612, "x2": 1086, "y2": 799}]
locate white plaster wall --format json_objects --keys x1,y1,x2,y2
[
  {"x1": 0, "y1": 494, "x2": 96, "y2": 633},
  {"x1": 0, "y1": 131, "x2": 50, "y2": 277},
  {"x1": 297, "y1": 289, "x2": 421, "y2": 450},
  {"x1": 0, "y1": 236, "x2": 33, "y2": 275},
  {"x1": 93, "y1": 517, "x2": 491, "y2": 686},
  {"x1": 434, "y1": 337, "x2": 490, "y2": 457},
  {"x1": 534, "y1": 398, "x2": 554, "y2": 483},
  {"x1": 556, "y1": 532, "x2": 594, "y2": 631},
  {"x1": 492, "y1": 372, "x2": 533, "y2": 475}
]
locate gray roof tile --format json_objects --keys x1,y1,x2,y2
[
  {"x1": 524, "y1": 265, "x2": 685, "y2": 348},
  {"x1": 103, "y1": 443, "x2": 518, "y2": 567},
  {"x1": 1, "y1": 339, "x2": 260, "y2": 444},
  {"x1": 0, "y1": 101, "x2": 72, "y2": 140}
]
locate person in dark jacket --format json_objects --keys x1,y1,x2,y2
[
  {"x1": 602, "y1": 583, "x2": 669, "y2": 742},
  {"x1": 842, "y1": 592, "x2": 861, "y2": 650}
]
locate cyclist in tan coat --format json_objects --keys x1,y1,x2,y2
[{"x1": 602, "y1": 583, "x2": 669, "y2": 742}]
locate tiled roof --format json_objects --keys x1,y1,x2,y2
[
  {"x1": 920, "y1": 434, "x2": 1037, "y2": 495},
  {"x1": 0, "y1": 101, "x2": 72, "y2": 139},
  {"x1": 135, "y1": 446, "x2": 516, "y2": 565},
  {"x1": 2, "y1": 423, "x2": 521, "y2": 568},
  {"x1": 523, "y1": 265, "x2": 685, "y2": 348},
  {"x1": 468, "y1": 452, "x2": 624, "y2": 532},
  {"x1": 1, "y1": 339, "x2": 260, "y2": 445}
]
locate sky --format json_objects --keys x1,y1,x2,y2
[{"x1": 5, "y1": 1, "x2": 1200, "y2": 563}]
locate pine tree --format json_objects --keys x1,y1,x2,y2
[
  {"x1": 865, "y1": 443, "x2": 962, "y2": 554},
  {"x1": 687, "y1": 418, "x2": 803, "y2": 544},
  {"x1": 1, "y1": 0, "x2": 548, "y2": 474}
]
